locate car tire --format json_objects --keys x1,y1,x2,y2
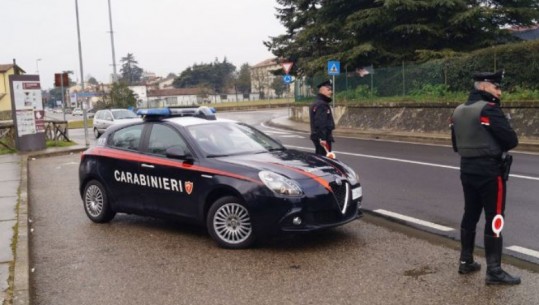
[
  {"x1": 93, "y1": 128, "x2": 101, "y2": 139},
  {"x1": 83, "y1": 180, "x2": 115, "y2": 223},
  {"x1": 207, "y1": 196, "x2": 255, "y2": 249}
]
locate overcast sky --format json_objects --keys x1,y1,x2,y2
[{"x1": 2, "y1": 0, "x2": 285, "y2": 89}]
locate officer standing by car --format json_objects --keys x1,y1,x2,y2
[
  {"x1": 309, "y1": 79, "x2": 335, "y2": 156},
  {"x1": 450, "y1": 70, "x2": 520, "y2": 285}
]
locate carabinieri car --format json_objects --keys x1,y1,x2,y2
[{"x1": 79, "y1": 107, "x2": 363, "y2": 248}]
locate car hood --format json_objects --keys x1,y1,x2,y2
[{"x1": 216, "y1": 149, "x2": 349, "y2": 181}]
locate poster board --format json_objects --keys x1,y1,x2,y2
[{"x1": 9, "y1": 74, "x2": 46, "y2": 151}]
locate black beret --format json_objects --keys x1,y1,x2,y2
[
  {"x1": 317, "y1": 79, "x2": 333, "y2": 89},
  {"x1": 472, "y1": 70, "x2": 504, "y2": 86}
]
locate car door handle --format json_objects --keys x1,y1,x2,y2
[{"x1": 141, "y1": 163, "x2": 155, "y2": 169}]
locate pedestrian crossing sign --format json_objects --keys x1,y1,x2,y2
[{"x1": 328, "y1": 61, "x2": 340, "y2": 75}]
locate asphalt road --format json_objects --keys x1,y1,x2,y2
[
  {"x1": 67, "y1": 108, "x2": 539, "y2": 264},
  {"x1": 27, "y1": 154, "x2": 539, "y2": 305}
]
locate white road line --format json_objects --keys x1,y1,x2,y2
[
  {"x1": 374, "y1": 209, "x2": 455, "y2": 232},
  {"x1": 286, "y1": 145, "x2": 539, "y2": 181},
  {"x1": 280, "y1": 135, "x2": 305, "y2": 138},
  {"x1": 506, "y1": 246, "x2": 539, "y2": 259}
]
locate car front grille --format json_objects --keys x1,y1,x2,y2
[{"x1": 330, "y1": 181, "x2": 350, "y2": 214}]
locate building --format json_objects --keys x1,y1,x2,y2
[
  {"x1": 147, "y1": 88, "x2": 204, "y2": 108},
  {"x1": 0, "y1": 63, "x2": 25, "y2": 116}
]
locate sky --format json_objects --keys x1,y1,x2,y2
[{"x1": 2, "y1": 0, "x2": 286, "y2": 89}]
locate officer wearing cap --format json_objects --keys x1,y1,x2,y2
[
  {"x1": 309, "y1": 79, "x2": 335, "y2": 156},
  {"x1": 450, "y1": 70, "x2": 520, "y2": 285}
]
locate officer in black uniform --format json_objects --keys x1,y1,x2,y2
[
  {"x1": 450, "y1": 70, "x2": 520, "y2": 285},
  {"x1": 309, "y1": 79, "x2": 335, "y2": 156}
]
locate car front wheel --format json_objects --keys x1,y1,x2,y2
[
  {"x1": 207, "y1": 196, "x2": 255, "y2": 249},
  {"x1": 93, "y1": 128, "x2": 101, "y2": 139},
  {"x1": 83, "y1": 180, "x2": 115, "y2": 223}
]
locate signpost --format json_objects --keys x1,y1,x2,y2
[
  {"x1": 9, "y1": 74, "x2": 46, "y2": 151},
  {"x1": 327, "y1": 60, "x2": 340, "y2": 108},
  {"x1": 281, "y1": 62, "x2": 294, "y2": 112}
]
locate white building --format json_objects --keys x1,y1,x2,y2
[{"x1": 250, "y1": 58, "x2": 295, "y2": 99}]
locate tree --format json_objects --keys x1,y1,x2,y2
[
  {"x1": 99, "y1": 82, "x2": 137, "y2": 109},
  {"x1": 271, "y1": 77, "x2": 286, "y2": 98},
  {"x1": 173, "y1": 58, "x2": 236, "y2": 94},
  {"x1": 235, "y1": 63, "x2": 251, "y2": 94},
  {"x1": 265, "y1": 0, "x2": 539, "y2": 76},
  {"x1": 87, "y1": 76, "x2": 98, "y2": 86},
  {"x1": 120, "y1": 53, "x2": 144, "y2": 85}
]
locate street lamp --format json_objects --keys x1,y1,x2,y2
[{"x1": 35, "y1": 58, "x2": 42, "y2": 75}]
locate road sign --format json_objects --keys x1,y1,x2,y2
[
  {"x1": 283, "y1": 74, "x2": 292, "y2": 84},
  {"x1": 328, "y1": 61, "x2": 340, "y2": 75},
  {"x1": 282, "y1": 62, "x2": 294, "y2": 74}
]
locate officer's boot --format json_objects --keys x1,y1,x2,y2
[
  {"x1": 458, "y1": 229, "x2": 481, "y2": 274},
  {"x1": 484, "y1": 234, "x2": 521, "y2": 285}
]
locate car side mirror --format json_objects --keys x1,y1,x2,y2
[{"x1": 165, "y1": 147, "x2": 193, "y2": 161}]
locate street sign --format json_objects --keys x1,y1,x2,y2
[
  {"x1": 328, "y1": 61, "x2": 340, "y2": 75},
  {"x1": 283, "y1": 74, "x2": 292, "y2": 84},
  {"x1": 282, "y1": 62, "x2": 294, "y2": 74}
]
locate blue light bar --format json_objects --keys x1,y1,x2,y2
[
  {"x1": 137, "y1": 108, "x2": 171, "y2": 116},
  {"x1": 137, "y1": 107, "x2": 217, "y2": 120}
]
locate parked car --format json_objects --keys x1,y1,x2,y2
[
  {"x1": 79, "y1": 107, "x2": 363, "y2": 248},
  {"x1": 93, "y1": 109, "x2": 142, "y2": 138},
  {"x1": 72, "y1": 108, "x2": 83, "y2": 116},
  {"x1": 87, "y1": 108, "x2": 96, "y2": 119}
]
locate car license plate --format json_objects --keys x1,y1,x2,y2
[{"x1": 352, "y1": 186, "x2": 362, "y2": 200}]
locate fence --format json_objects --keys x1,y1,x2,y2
[{"x1": 294, "y1": 53, "x2": 539, "y2": 102}]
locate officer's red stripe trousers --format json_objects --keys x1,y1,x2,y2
[{"x1": 496, "y1": 176, "x2": 504, "y2": 215}]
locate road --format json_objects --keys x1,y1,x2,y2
[
  {"x1": 28, "y1": 108, "x2": 539, "y2": 305},
  {"x1": 27, "y1": 154, "x2": 539, "y2": 305},
  {"x1": 68, "y1": 108, "x2": 539, "y2": 264}
]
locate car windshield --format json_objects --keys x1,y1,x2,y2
[
  {"x1": 187, "y1": 122, "x2": 284, "y2": 157},
  {"x1": 112, "y1": 110, "x2": 138, "y2": 119}
]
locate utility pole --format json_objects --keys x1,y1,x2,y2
[
  {"x1": 75, "y1": 0, "x2": 89, "y2": 146},
  {"x1": 108, "y1": 0, "x2": 118, "y2": 82}
]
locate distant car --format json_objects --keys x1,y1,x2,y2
[
  {"x1": 93, "y1": 109, "x2": 142, "y2": 138},
  {"x1": 72, "y1": 108, "x2": 83, "y2": 116},
  {"x1": 87, "y1": 108, "x2": 96, "y2": 119},
  {"x1": 79, "y1": 107, "x2": 363, "y2": 248}
]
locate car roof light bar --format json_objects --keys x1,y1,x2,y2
[{"x1": 137, "y1": 106, "x2": 216, "y2": 121}]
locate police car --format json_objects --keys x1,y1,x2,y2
[{"x1": 79, "y1": 107, "x2": 363, "y2": 248}]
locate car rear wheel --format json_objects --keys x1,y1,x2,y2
[
  {"x1": 207, "y1": 196, "x2": 255, "y2": 249},
  {"x1": 83, "y1": 180, "x2": 115, "y2": 223},
  {"x1": 93, "y1": 128, "x2": 101, "y2": 139}
]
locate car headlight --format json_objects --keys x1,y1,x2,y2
[{"x1": 259, "y1": 171, "x2": 303, "y2": 196}]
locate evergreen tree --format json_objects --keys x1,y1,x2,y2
[
  {"x1": 236, "y1": 63, "x2": 252, "y2": 94},
  {"x1": 173, "y1": 58, "x2": 236, "y2": 94},
  {"x1": 120, "y1": 53, "x2": 144, "y2": 85},
  {"x1": 265, "y1": 0, "x2": 539, "y2": 76}
]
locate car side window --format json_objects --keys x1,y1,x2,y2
[
  {"x1": 104, "y1": 112, "x2": 113, "y2": 121},
  {"x1": 110, "y1": 124, "x2": 144, "y2": 151},
  {"x1": 95, "y1": 111, "x2": 102, "y2": 120},
  {"x1": 147, "y1": 124, "x2": 188, "y2": 156}
]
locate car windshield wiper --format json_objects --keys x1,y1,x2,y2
[{"x1": 268, "y1": 147, "x2": 285, "y2": 151}]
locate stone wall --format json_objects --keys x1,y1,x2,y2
[{"x1": 290, "y1": 102, "x2": 539, "y2": 139}]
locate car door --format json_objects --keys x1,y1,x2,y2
[
  {"x1": 139, "y1": 123, "x2": 204, "y2": 219},
  {"x1": 102, "y1": 123, "x2": 146, "y2": 213}
]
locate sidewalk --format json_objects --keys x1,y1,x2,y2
[
  {"x1": 0, "y1": 145, "x2": 86, "y2": 305},
  {"x1": 267, "y1": 116, "x2": 539, "y2": 152}
]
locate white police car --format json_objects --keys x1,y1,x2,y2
[{"x1": 79, "y1": 107, "x2": 363, "y2": 248}]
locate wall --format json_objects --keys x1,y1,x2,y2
[{"x1": 290, "y1": 102, "x2": 539, "y2": 139}]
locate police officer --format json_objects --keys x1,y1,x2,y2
[
  {"x1": 309, "y1": 79, "x2": 335, "y2": 156},
  {"x1": 450, "y1": 70, "x2": 520, "y2": 285}
]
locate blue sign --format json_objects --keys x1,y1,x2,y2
[
  {"x1": 283, "y1": 74, "x2": 293, "y2": 84},
  {"x1": 327, "y1": 61, "x2": 340, "y2": 75}
]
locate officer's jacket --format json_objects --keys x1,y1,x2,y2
[
  {"x1": 450, "y1": 90, "x2": 518, "y2": 176},
  {"x1": 309, "y1": 94, "x2": 335, "y2": 142}
]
